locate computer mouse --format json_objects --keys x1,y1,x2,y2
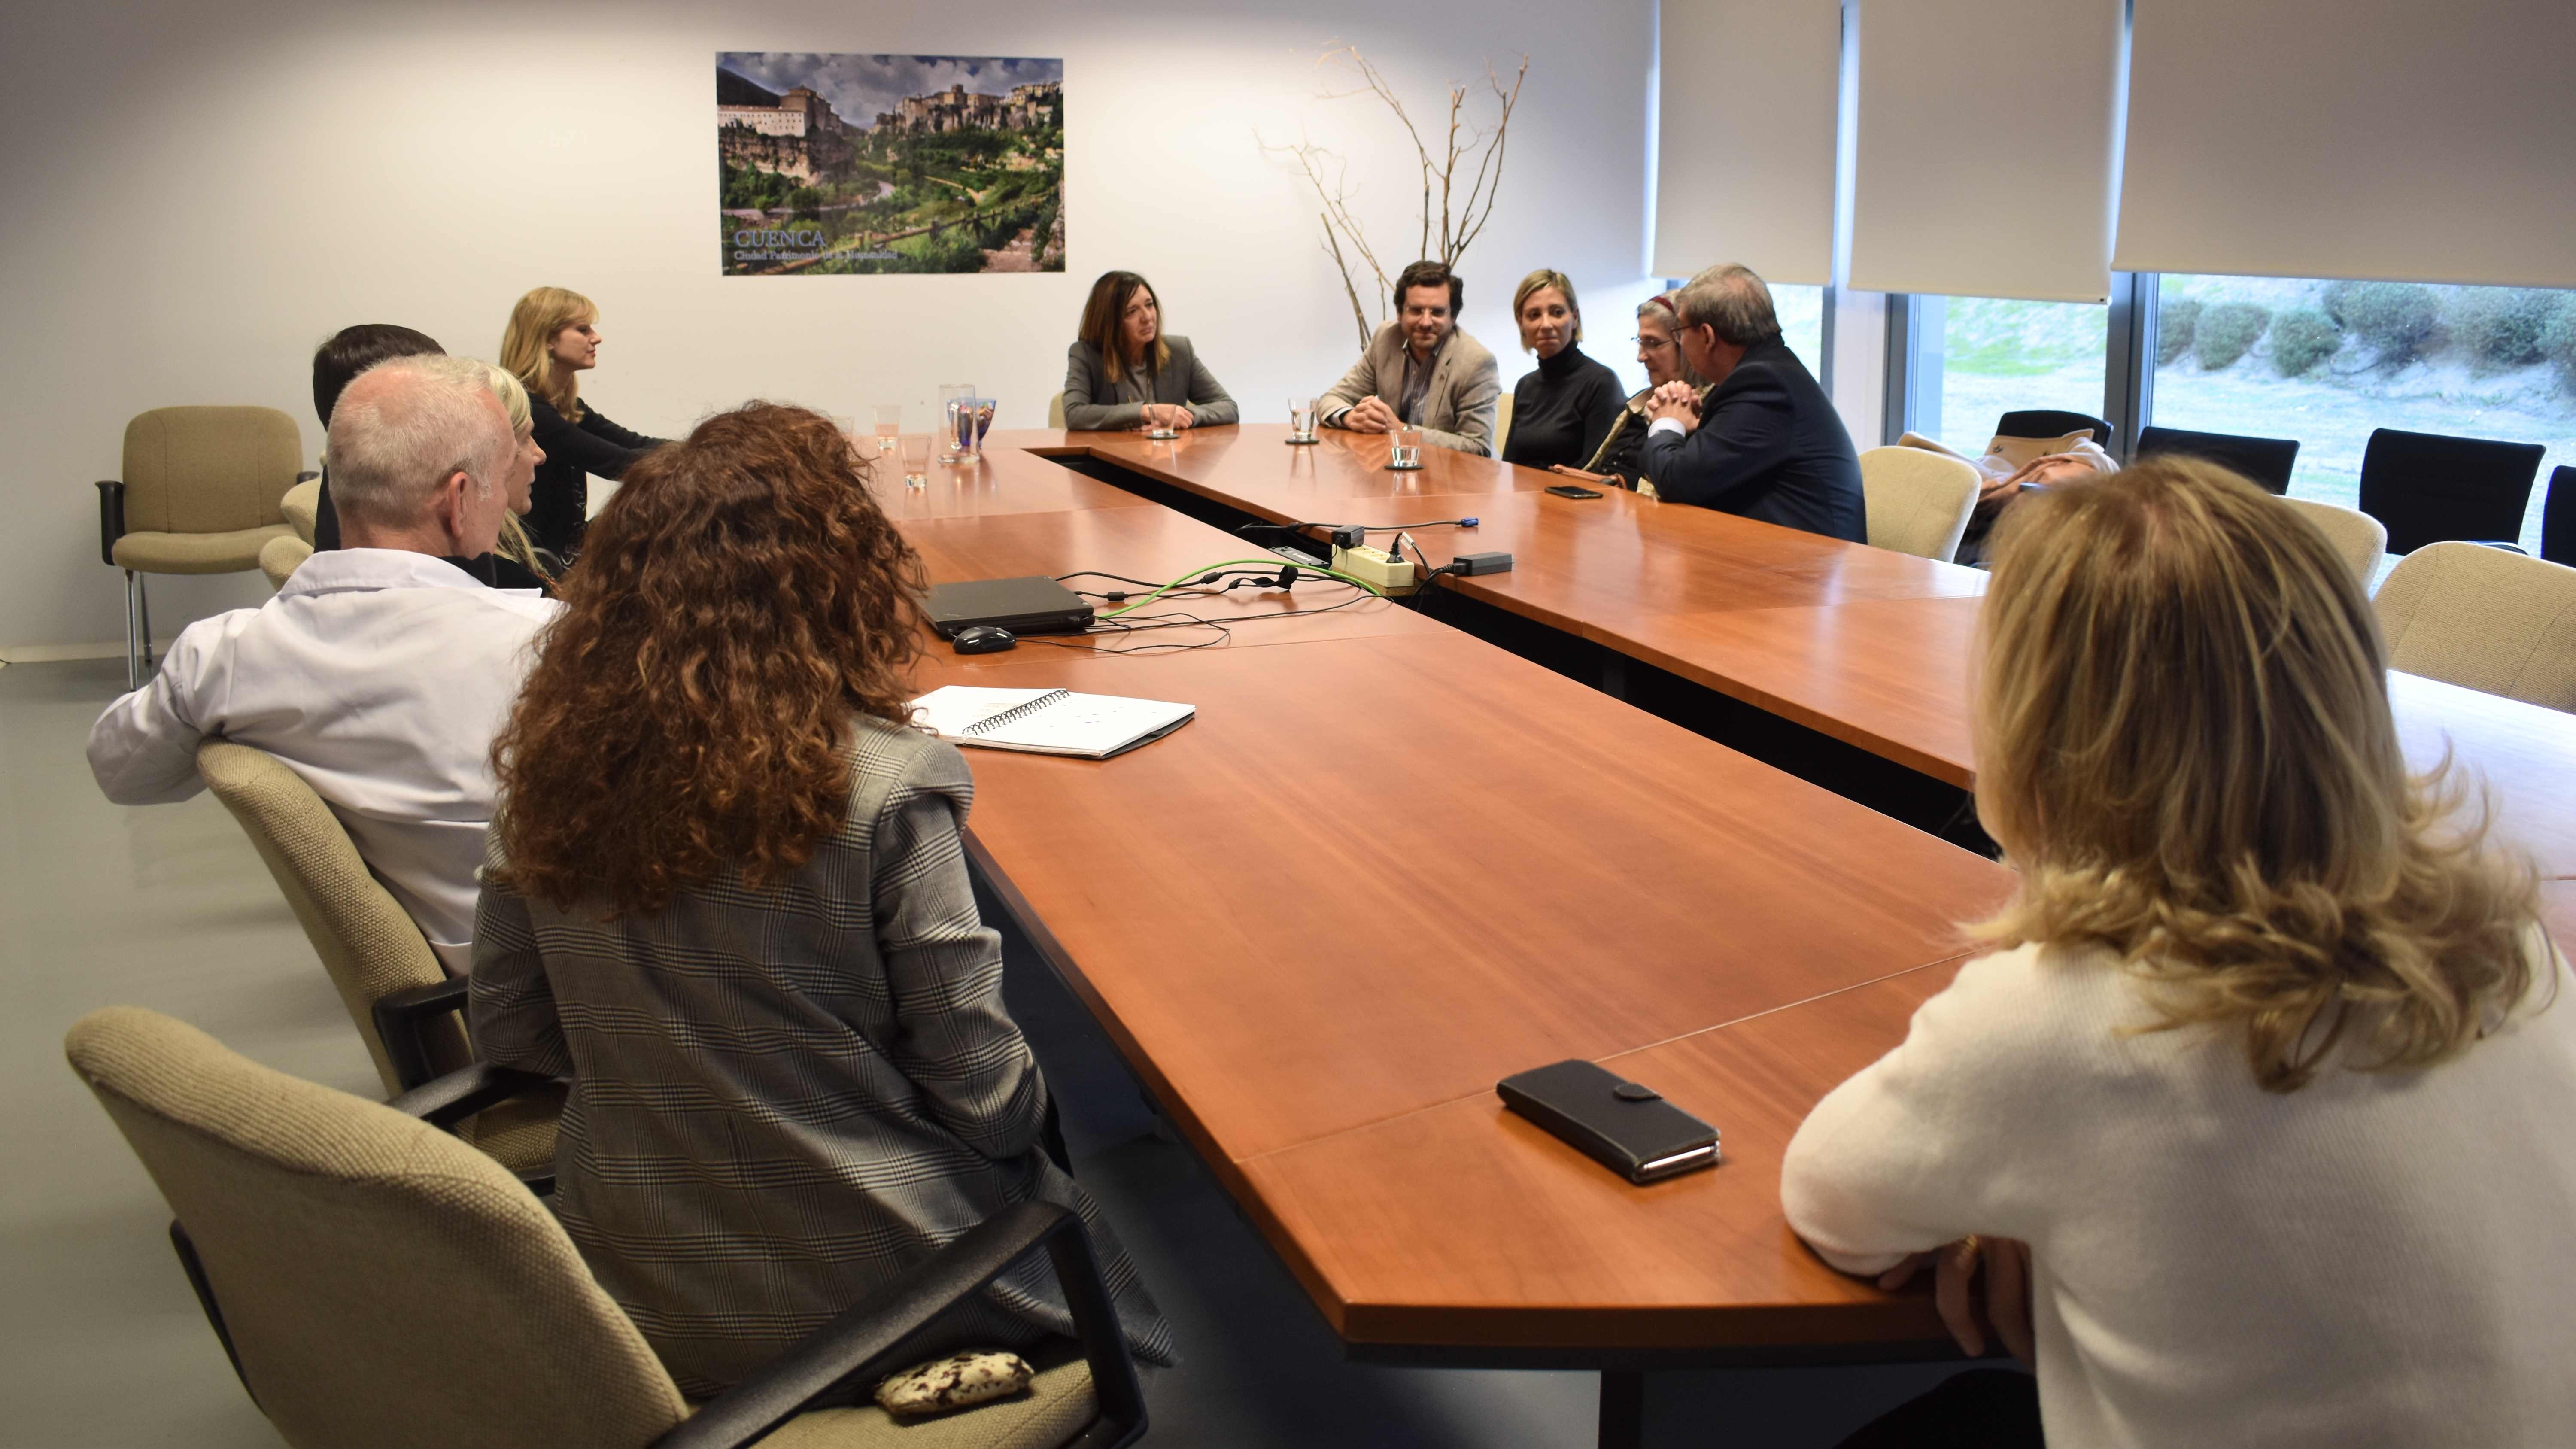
[{"x1": 952, "y1": 625, "x2": 1018, "y2": 654}]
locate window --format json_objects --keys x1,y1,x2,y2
[
  {"x1": 1773, "y1": 283, "x2": 1826, "y2": 378},
  {"x1": 1908, "y1": 296, "x2": 2109, "y2": 456},
  {"x1": 2149, "y1": 275, "x2": 2571, "y2": 553}
]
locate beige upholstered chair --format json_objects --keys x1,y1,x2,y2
[
  {"x1": 258, "y1": 534, "x2": 313, "y2": 591},
  {"x1": 1493, "y1": 392, "x2": 1514, "y2": 457},
  {"x1": 2374, "y1": 542, "x2": 2576, "y2": 712},
  {"x1": 66, "y1": 1006, "x2": 1145, "y2": 1449},
  {"x1": 2280, "y1": 495, "x2": 2388, "y2": 590},
  {"x1": 1047, "y1": 392, "x2": 1067, "y2": 429},
  {"x1": 279, "y1": 476, "x2": 323, "y2": 543},
  {"x1": 193, "y1": 738, "x2": 557, "y2": 1173},
  {"x1": 96, "y1": 406, "x2": 310, "y2": 688},
  {"x1": 1857, "y1": 447, "x2": 1981, "y2": 561}
]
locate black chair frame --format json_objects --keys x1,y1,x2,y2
[{"x1": 1992, "y1": 410, "x2": 2114, "y2": 448}]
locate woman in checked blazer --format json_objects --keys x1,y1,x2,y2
[{"x1": 469, "y1": 401, "x2": 1174, "y2": 1397}]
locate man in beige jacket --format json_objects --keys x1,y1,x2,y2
[{"x1": 1318, "y1": 260, "x2": 1501, "y2": 456}]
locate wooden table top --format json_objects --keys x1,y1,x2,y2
[
  {"x1": 1027, "y1": 427, "x2": 2570, "y2": 874},
  {"x1": 914, "y1": 631, "x2": 2009, "y2": 1164},
  {"x1": 874, "y1": 424, "x2": 2567, "y2": 1354},
  {"x1": 1239, "y1": 962, "x2": 1964, "y2": 1349}
]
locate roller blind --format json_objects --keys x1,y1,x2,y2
[
  {"x1": 2114, "y1": 0, "x2": 2576, "y2": 287},
  {"x1": 1652, "y1": 0, "x2": 1842, "y2": 286},
  {"x1": 1847, "y1": 0, "x2": 2124, "y2": 302}
]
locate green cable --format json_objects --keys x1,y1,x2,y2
[{"x1": 1099, "y1": 556, "x2": 1386, "y2": 619}]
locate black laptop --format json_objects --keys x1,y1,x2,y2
[{"x1": 923, "y1": 576, "x2": 1097, "y2": 638}]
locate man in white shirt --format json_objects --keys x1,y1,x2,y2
[{"x1": 88, "y1": 355, "x2": 559, "y2": 974}]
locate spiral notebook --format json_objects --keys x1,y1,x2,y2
[{"x1": 910, "y1": 686, "x2": 1195, "y2": 759}]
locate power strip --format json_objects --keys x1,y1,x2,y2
[{"x1": 1332, "y1": 543, "x2": 1419, "y2": 594}]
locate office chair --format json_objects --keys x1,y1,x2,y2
[
  {"x1": 67, "y1": 1006, "x2": 1147, "y2": 1449},
  {"x1": 1857, "y1": 447, "x2": 1980, "y2": 561},
  {"x1": 2373, "y1": 542, "x2": 2576, "y2": 712},
  {"x1": 96, "y1": 406, "x2": 311, "y2": 688},
  {"x1": 258, "y1": 535, "x2": 313, "y2": 591},
  {"x1": 2356, "y1": 428, "x2": 2544, "y2": 555},
  {"x1": 2278, "y1": 496, "x2": 2388, "y2": 590},
  {"x1": 1993, "y1": 410, "x2": 2114, "y2": 449},
  {"x1": 2541, "y1": 465, "x2": 2572, "y2": 567},
  {"x1": 2135, "y1": 425, "x2": 2301, "y2": 495},
  {"x1": 279, "y1": 476, "x2": 323, "y2": 544}
]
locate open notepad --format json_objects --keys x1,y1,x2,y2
[{"x1": 910, "y1": 686, "x2": 1195, "y2": 759}]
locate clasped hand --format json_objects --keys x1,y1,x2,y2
[
  {"x1": 1645, "y1": 381, "x2": 1701, "y2": 429},
  {"x1": 1137, "y1": 404, "x2": 1194, "y2": 432},
  {"x1": 1341, "y1": 395, "x2": 1400, "y2": 433},
  {"x1": 1878, "y1": 1235, "x2": 2036, "y2": 1364}
]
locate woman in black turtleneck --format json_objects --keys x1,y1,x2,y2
[{"x1": 1499, "y1": 269, "x2": 1625, "y2": 471}]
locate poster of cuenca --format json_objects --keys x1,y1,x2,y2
[{"x1": 718, "y1": 53, "x2": 1066, "y2": 276}]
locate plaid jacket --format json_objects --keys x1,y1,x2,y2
[{"x1": 471, "y1": 715, "x2": 1175, "y2": 1396}]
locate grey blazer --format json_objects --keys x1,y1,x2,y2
[
  {"x1": 1060, "y1": 335, "x2": 1238, "y2": 430},
  {"x1": 1318, "y1": 321, "x2": 1502, "y2": 456},
  {"x1": 470, "y1": 714, "x2": 1176, "y2": 1395}
]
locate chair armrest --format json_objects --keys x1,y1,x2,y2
[
  {"x1": 386, "y1": 1060, "x2": 559, "y2": 1130},
  {"x1": 2469, "y1": 540, "x2": 2529, "y2": 554},
  {"x1": 97, "y1": 480, "x2": 125, "y2": 565},
  {"x1": 654, "y1": 1200, "x2": 1148, "y2": 1449},
  {"x1": 373, "y1": 976, "x2": 469, "y2": 1090},
  {"x1": 295, "y1": 470, "x2": 319, "y2": 483}
]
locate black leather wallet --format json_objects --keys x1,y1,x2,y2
[{"x1": 1496, "y1": 1060, "x2": 1721, "y2": 1184}]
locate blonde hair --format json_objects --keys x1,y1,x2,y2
[
  {"x1": 1512, "y1": 269, "x2": 1582, "y2": 352},
  {"x1": 1972, "y1": 456, "x2": 2541, "y2": 1092},
  {"x1": 500, "y1": 286, "x2": 596, "y2": 419},
  {"x1": 473, "y1": 360, "x2": 555, "y2": 586}
]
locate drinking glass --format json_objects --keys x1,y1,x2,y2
[
  {"x1": 1287, "y1": 397, "x2": 1318, "y2": 443},
  {"x1": 948, "y1": 396, "x2": 996, "y2": 461},
  {"x1": 1144, "y1": 404, "x2": 1179, "y2": 440},
  {"x1": 899, "y1": 433, "x2": 931, "y2": 488},
  {"x1": 1389, "y1": 425, "x2": 1425, "y2": 470},
  {"x1": 936, "y1": 383, "x2": 975, "y2": 460},
  {"x1": 872, "y1": 404, "x2": 901, "y2": 454}
]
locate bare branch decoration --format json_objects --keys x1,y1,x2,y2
[{"x1": 1258, "y1": 45, "x2": 1529, "y2": 348}]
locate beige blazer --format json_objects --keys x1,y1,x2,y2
[{"x1": 1317, "y1": 322, "x2": 1502, "y2": 456}]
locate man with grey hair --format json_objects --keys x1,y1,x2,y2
[
  {"x1": 1641, "y1": 263, "x2": 1866, "y2": 542},
  {"x1": 88, "y1": 354, "x2": 562, "y2": 975}
]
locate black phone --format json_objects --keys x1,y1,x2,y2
[{"x1": 1545, "y1": 484, "x2": 1604, "y2": 499}]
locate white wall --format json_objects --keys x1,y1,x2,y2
[{"x1": 0, "y1": 0, "x2": 1653, "y2": 653}]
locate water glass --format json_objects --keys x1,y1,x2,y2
[
  {"x1": 899, "y1": 433, "x2": 930, "y2": 488},
  {"x1": 872, "y1": 404, "x2": 901, "y2": 454},
  {"x1": 1144, "y1": 406, "x2": 1178, "y2": 440},
  {"x1": 937, "y1": 383, "x2": 975, "y2": 460},
  {"x1": 1389, "y1": 425, "x2": 1425, "y2": 470},
  {"x1": 1288, "y1": 397, "x2": 1318, "y2": 442},
  {"x1": 948, "y1": 395, "x2": 996, "y2": 461}
]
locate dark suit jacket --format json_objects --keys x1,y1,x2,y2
[{"x1": 1640, "y1": 341, "x2": 1866, "y2": 543}]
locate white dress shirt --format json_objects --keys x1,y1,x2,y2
[
  {"x1": 87, "y1": 549, "x2": 559, "y2": 974},
  {"x1": 1783, "y1": 934, "x2": 2576, "y2": 1449}
]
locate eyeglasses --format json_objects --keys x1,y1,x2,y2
[{"x1": 1634, "y1": 335, "x2": 1674, "y2": 351}]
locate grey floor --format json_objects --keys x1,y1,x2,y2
[{"x1": 2, "y1": 656, "x2": 1987, "y2": 1446}]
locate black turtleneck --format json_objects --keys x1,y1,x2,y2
[{"x1": 1501, "y1": 343, "x2": 1626, "y2": 471}]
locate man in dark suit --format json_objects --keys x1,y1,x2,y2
[{"x1": 1641, "y1": 264, "x2": 1867, "y2": 542}]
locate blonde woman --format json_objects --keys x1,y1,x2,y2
[
  {"x1": 499, "y1": 286, "x2": 667, "y2": 557},
  {"x1": 1498, "y1": 268, "x2": 1622, "y2": 471},
  {"x1": 472, "y1": 362, "x2": 557, "y2": 592},
  {"x1": 1784, "y1": 459, "x2": 2570, "y2": 1447}
]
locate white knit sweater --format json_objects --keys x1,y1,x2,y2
[{"x1": 1783, "y1": 934, "x2": 2576, "y2": 1448}]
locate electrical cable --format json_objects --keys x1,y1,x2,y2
[{"x1": 1097, "y1": 557, "x2": 1385, "y2": 619}]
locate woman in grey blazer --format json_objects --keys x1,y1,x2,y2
[
  {"x1": 1061, "y1": 270, "x2": 1238, "y2": 431},
  {"x1": 470, "y1": 402, "x2": 1175, "y2": 1397}
]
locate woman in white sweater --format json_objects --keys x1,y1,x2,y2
[{"x1": 1782, "y1": 456, "x2": 2571, "y2": 1448}]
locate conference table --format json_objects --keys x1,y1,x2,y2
[{"x1": 875, "y1": 427, "x2": 2572, "y2": 1445}]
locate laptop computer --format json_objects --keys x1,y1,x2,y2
[{"x1": 923, "y1": 575, "x2": 1097, "y2": 638}]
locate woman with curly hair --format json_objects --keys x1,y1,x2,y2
[
  {"x1": 468, "y1": 402, "x2": 1173, "y2": 1396},
  {"x1": 1783, "y1": 457, "x2": 2570, "y2": 1447}
]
